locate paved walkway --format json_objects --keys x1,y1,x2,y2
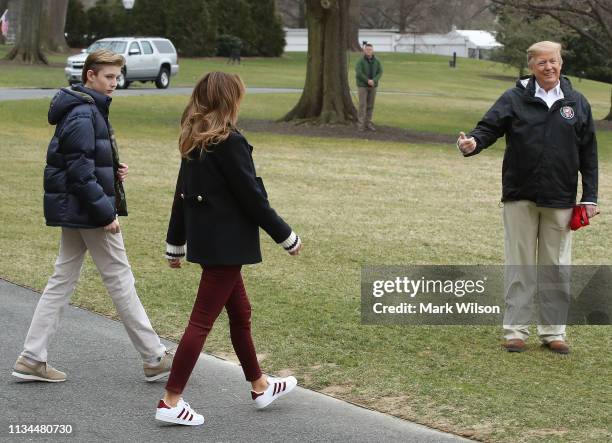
[{"x1": 1, "y1": 279, "x2": 468, "y2": 442}]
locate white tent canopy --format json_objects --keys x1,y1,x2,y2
[{"x1": 284, "y1": 28, "x2": 502, "y2": 59}]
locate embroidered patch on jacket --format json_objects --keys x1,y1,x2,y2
[{"x1": 560, "y1": 106, "x2": 575, "y2": 119}]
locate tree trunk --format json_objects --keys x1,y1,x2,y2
[
  {"x1": 0, "y1": 0, "x2": 7, "y2": 44},
  {"x1": 41, "y1": 0, "x2": 69, "y2": 53},
  {"x1": 605, "y1": 88, "x2": 612, "y2": 121},
  {"x1": 398, "y1": 0, "x2": 407, "y2": 33},
  {"x1": 346, "y1": 0, "x2": 360, "y2": 51},
  {"x1": 297, "y1": 0, "x2": 306, "y2": 27},
  {"x1": 283, "y1": 0, "x2": 357, "y2": 124},
  {"x1": 6, "y1": 0, "x2": 48, "y2": 64}
]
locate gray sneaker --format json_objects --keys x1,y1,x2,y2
[
  {"x1": 12, "y1": 356, "x2": 67, "y2": 382},
  {"x1": 143, "y1": 350, "x2": 174, "y2": 382}
]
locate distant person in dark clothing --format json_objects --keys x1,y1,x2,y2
[
  {"x1": 355, "y1": 43, "x2": 383, "y2": 131},
  {"x1": 228, "y1": 45, "x2": 241, "y2": 65}
]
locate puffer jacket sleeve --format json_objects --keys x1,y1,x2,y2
[
  {"x1": 578, "y1": 100, "x2": 598, "y2": 203},
  {"x1": 466, "y1": 91, "x2": 513, "y2": 157},
  {"x1": 215, "y1": 134, "x2": 293, "y2": 244},
  {"x1": 165, "y1": 161, "x2": 186, "y2": 258},
  {"x1": 61, "y1": 111, "x2": 116, "y2": 226}
]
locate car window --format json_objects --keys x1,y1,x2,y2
[
  {"x1": 152, "y1": 40, "x2": 175, "y2": 54},
  {"x1": 129, "y1": 42, "x2": 141, "y2": 54},
  {"x1": 141, "y1": 41, "x2": 154, "y2": 55},
  {"x1": 87, "y1": 41, "x2": 127, "y2": 54}
]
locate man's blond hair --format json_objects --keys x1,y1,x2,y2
[
  {"x1": 82, "y1": 49, "x2": 125, "y2": 83},
  {"x1": 527, "y1": 41, "x2": 563, "y2": 67}
]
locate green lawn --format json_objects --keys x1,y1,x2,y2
[
  {"x1": 1, "y1": 49, "x2": 611, "y2": 442},
  {"x1": 1, "y1": 44, "x2": 610, "y2": 122},
  {"x1": 2, "y1": 91, "x2": 611, "y2": 153},
  {"x1": 1, "y1": 44, "x2": 609, "y2": 143}
]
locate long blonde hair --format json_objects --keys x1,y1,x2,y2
[{"x1": 179, "y1": 72, "x2": 245, "y2": 157}]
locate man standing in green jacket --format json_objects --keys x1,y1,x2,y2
[{"x1": 355, "y1": 43, "x2": 383, "y2": 131}]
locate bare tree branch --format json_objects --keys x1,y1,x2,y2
[
  {"x1": 592, "y1": 0, "x2": 612, "y2": 15},
  {"x1": 470, "y1": 3, "x2": 491, "y2": 20},
  {"x1": 490, "y1": 0, "x2": 611, "y2": 54},
  {"x1": 359, "y1": 12, "x2": 379, "y2": 28},
  {"x1": 588, "y1": 0, "x2": 612, "y2": 42}
]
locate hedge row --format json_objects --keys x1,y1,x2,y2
[{"x1": 66, "y1": 0, "x2": 285, "y2": 57}]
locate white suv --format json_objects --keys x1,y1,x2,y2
[{"x1": 65, "y1": 37, "x2": 179, "y2": 89}]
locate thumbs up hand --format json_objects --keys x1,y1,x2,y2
[{"x1": 457, "y1": 131, "x2": 477, "y2": 155}]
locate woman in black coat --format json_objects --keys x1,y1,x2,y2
[{"x1": 155, "y1": 72, "x2": 302, "y2": 426}]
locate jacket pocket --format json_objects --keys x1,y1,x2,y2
[{"x1": 182, "y1": 192, "x2": 208, "y2": 205}]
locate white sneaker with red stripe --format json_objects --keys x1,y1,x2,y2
[
  {"x1": 155, "y1": 398, "x2": 204, "y2": 426},
  {"x1": 251, "y1": 376, "x2": 298, "y2": 409}
]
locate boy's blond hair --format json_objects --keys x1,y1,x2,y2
[{"x1": 82, "y1": 49, "x2": 125, "y2": 83}]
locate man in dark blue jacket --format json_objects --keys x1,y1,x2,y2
[
  {"x1": 457, "y1": 41, "x2": 599, "y2": 355},
  {"x1": 12, "y1": 50, "x2": 173, "y2": 383}
]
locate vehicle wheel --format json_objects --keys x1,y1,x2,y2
[
  {"x1": 155, "y1": 67, "x2": 170, "y2": 89},
  {"x1": 117, "y1": 70, "x2": 130, "y2": 89}
]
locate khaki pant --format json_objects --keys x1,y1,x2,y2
[
  {"x1": 21, "y1": 227, "x2": 165, "y2": 364},
  {"x1": 502, "y1": 200, "x2": 572, "y2": 343},
  {"x1": 358, "y1": 86, "x2": 377, "y2": 128}
]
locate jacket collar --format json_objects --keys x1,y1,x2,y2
[
  {"x1": 71, "y1": 83, "x2": 112, "y2": 118},
  {"x1": 534, "y1": 80, "x2": 562, "y2": 97},
  {"x1": 517, "y1": 75, "x2": 574, "y2": 99}
]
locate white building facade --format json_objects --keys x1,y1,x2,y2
[{"x1": 284, "y1": 28, "x2": 501, "y2": 59}]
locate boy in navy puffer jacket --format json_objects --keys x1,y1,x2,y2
[{"x1": 12, "y1": 50, "x2": 173, "y2": 383}]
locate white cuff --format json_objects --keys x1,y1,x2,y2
[
  {"x1": 165, "y1": 243, "x2": 186, "y2": 259},
  {"x1": 280, "y1": 231, "x2": 301, "y2": 253},
  {"x1": 580, "y1": 202, "x2": 597, "y2": 206}
]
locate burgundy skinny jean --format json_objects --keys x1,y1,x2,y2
[{"x1": 166, "y1": 265, "x2": 262, "y2": 394}]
